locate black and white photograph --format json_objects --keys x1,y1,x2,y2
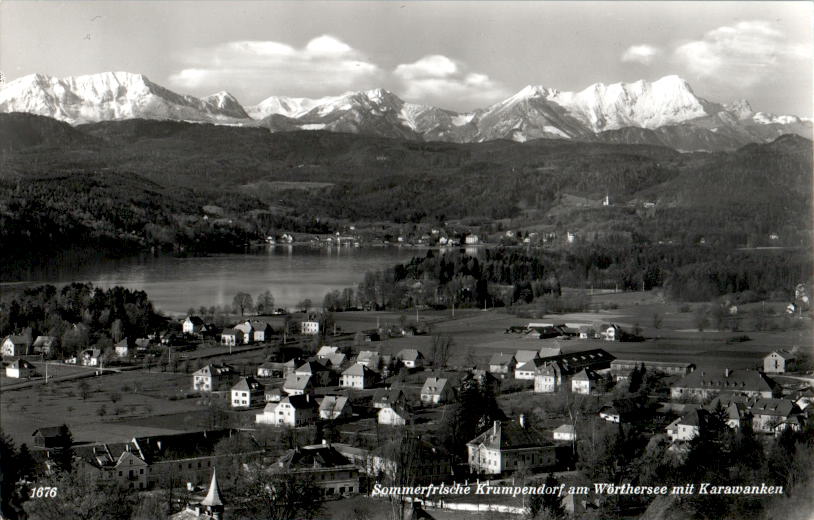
[{"x1": 1, "y1": 1, "x2": 813, "y2": 519}]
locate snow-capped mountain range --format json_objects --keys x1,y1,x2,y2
[{"x1": 1, "y1": 71, "x2": 810, "y2": 150}]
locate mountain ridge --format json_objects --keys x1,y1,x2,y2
[{"x1": 1, "y1": 71, "x2": 810, "y2": 151}]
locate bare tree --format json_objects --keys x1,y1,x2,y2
[
  {"x1": 430, "y1": 334, "x2": 453, "y2": 369},
  {"x1": 236, "y1": 462, "x2": 324, "y2": 520},
  {"x1": 232, "y1": 292, "x2": 255, "y2": 317}
]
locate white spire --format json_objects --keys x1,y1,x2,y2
[{"x1": 200, "y1": 469, "x2": 224, "y2": 507}]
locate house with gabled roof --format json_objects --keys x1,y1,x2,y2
[
  {"x1": 319, "y1": 395, "x2": 351, "y2": 420},
  {"x1": 192, "y1": 364, "x2": 237, "y2": 392},
  {"x1": 515, "y1": 350, "x2": 540, "y2": 365},
  {"x1": 233, "y1": 322, "x2": 254, "y2": 344},
  {"x1": 372, "y1": 387, "x2": 407, "y2": 409},
  {"x1": 466, "y1": 416, "x2": 557, "y2": 475},
  {"x1": 295, "y1": 360, "x2": 332, "y2": 386},
  {"x1": 378, "y1": 402, "x2": 411, "y2": 426},
  {"x1": 534, "y1": 362, "x2": 565, "y2": 393},
  {"x1": 538, "y1": 346, "x2": 562, "y2": 359},
  {"x1": 115, "y1": 338, "x2": 130, "y2": 358},
  {"x1": 6, "y1": 358, "x2": 35, "y2": 379},
  {"x1": 33, "y1": 425, "x2": 71, "y2": 448},
  {"x1": 420, "y1": 377, "x2": 454, "y2": 404},
  {"x1": 670, "y1": 368, "x2": 780, "y2": 400},
  {"x1": 396, "y1": 348, "x2": 424, "y2": 369},
  {"x1": 356, "y1": 350, "x2": 381, "y2": 369},
  {"x1": 283, "y1": 373, "x2": 314, "y2": 396},
  {"x1": 317, "y1": 345, "x2": 340, "y2": 358},
  {"x1": 571, "y1": 368, "x2": 601, "y2": 394},
  {"x1": 32, "y1": 336, "x2": 56, "y2": 356},
  {"x1": 248, "y1": 320, "x2": 274, "y2": 342},
  {"x1": 256, "y1": 394, "x2": 317, "y2": 427},
  {"x1": 748, "y1": 398, "x2": 802, "y2": 433},
  {"x1": 489, "y1": 352, "x2": 516, "y2": 377},
  {"x1": 340, "y1": 364, "x2": 377, "y2": 389},
  {"x1": 273, "y1": 444, "x2": 359, "y2": 496},
  {"x1": 666, "y1": 408, "x2": 711, "y2": 442},
  {"x1": 81, "y1": 348, "x2": 101, "y2": 367},
  {"x1": 2, "y1": 335, "x2": 30, "y2": 357},
  {"x1": 515, "y1": 358, "x2": 546, "y2": 380},
  {"x1": 230, "y1": 377, "x2": 265, "y2": 408},
  {"x1": 764, "y1": 350, "x2": 797, "y2": 374},
  {"x1": 552, "y1": 424, "x2": 576, "y2": 442},
  {"x1": 182, "y1": 316, "x2": 207, "y2": 335},
  {"x1": 220, "y1": 328, "x2": 244, "y2": 347},
  {"x1": 257, "y1": 361, "x2": 285, "y2": 378}
]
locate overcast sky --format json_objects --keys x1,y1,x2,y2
[{"x1": 2, "y1": 1, "x2": 812, "y2": 115}]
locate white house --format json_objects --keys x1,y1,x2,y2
[
  {"x1": 552, "y1": 424, "x2": 576, "y2": 442},
  {"x1": 600, "y1": 324, "x2": 621, "y2": 341},
  {"x1": 378, "y1": 404, "x2": 410, "y2": 426},
  {"x1": 6, "y1": 359, "x2": 35, "y2": 379},
  {"x1": 319, "y1": 395, "x2": 351, "y2": 420},
  {"x1": 220, "y1": 328, "x2": 244, "y2": 347},
  {"x1": 356, "y1": 350, "x2": 381, "y2": 369},
  {"x1": 81, "y1": 349, "x2": 101, "y2": 367},
  {"x1": 396, "y1": 349, "x2": 424, "y2": 369},
  {"x1": 114, "y1": 339, "x2": 130, "y2": 358},
  {"x1": 248, "y1": 320, "x2": 273, "y2": 342},
  {"x1": 295, "y1": 361, "x2": 331, "y2": 387},
  {"x1": 192, "y1": 364, "x2": 237, "y2": 392},
  {"x1": 571, "y1": 368, "x2": 600, "y2": 395},
  {"x1": 534, "y1": 363, "x2": 564, "y2": 393},
  {"x1": 466, "y1": 417, "x2": 556, "y2": 475},
  {"x1": 420, "y1": 377, "x2": 454, "y2": 404},
  {"x1": 230, "y1": 377, "x2": 266, "y2": 408},
  {"x1": 764, "y1": 350, "x2": 796, "y2": 374},
  {"x1": 666, "y1": 409, "x2": 709, "y2": 442},
  {"x1": 301, "y1": 321, "x2": 320, "y2": 335},
  {"x1": 255, "y1": 395, "x2": 317, "y2": 427},
  {"x1": 515, "y1": 359, "x2": 545, "y2": 380},
  {"x1": 465, "y1": 235, "x2": 479, "y2": 245},
  {"x1": 2, "y1": 335, "x2": 30, "y2": 357},
  {"x1": 182, "y1": 316, "x2": 206, "y2": 335},
  {"x1": 233, "y1": 322, "x2": 254, "y2": 344},
  {"x1": 340, "y1": 364, "x2": 376, "y2": 389},
  {"x1": 282, "y1": 374, "x2": 314, "y2": 396}
]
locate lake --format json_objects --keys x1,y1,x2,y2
[{"x1": 1, "y1": 245, "x2": 428, "y2": 315}]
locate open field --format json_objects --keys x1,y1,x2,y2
[{"x1": 0, "y1": 369, "x2": 202, "y2": 446}]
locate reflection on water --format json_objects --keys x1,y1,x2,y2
[{"x1": 1, "y1": 245, "x2": 428, "y2": 314}]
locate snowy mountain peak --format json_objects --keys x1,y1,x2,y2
[{"x1": 0, "y1": 71, "x2": 249, "y2": 124}]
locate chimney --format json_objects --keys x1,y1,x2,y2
[
  {"x1": 519, "y1": 414, "x2": 526, "y2": 428},
  {"x1": 724, "y1": 368, "x2": 731, "y2": 378}
]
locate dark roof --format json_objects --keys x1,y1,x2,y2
[
  {"x1": 283, "y1": 394, "x2": 317, "y2": 410},
  {"x1": 468, "y1": 420, "x2": 550, "y2": 450},
  {"x1": 232, "y1": 376, "x2": 265, "y2": 392},
  {"x1": 186, "y1": 316, "x2": 205, "y2": 325},
  {"x1": 9, "y1": 359, "x2": 34, "y2": 369},
  {"x1": 672, "y1": 369, "x2": 777, "y2": 393},
  {"x1": 296, "y1": 360, "x2": 329, "y2": 374},
  {"x1": 489, "y1": 352, "x2": 515, "y2": 366},
  {"x1": 33, "y1": 426, "x2": 67, "y2": 438},
  {"x1": 133, "y1": 429, "x2": 243, "y2": 463},
  {"x1": 4, "y1": 335, "x2": 30, "y2": 346},
  {"x1": 275, "y1": 445, "x2": 352, "y2": 470},
  {"x1": 342, "y1": 364, "x2": 375, "y2": 377},
  {"x1": 397, "y1": 349, "x2": 423, "y2": 362}
]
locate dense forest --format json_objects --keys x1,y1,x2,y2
[
  {"x1": 0, "y1": 283, "x2": 165, "y2": 359},
  {"x1": 326, "y1": 245, "x2": 811, "y2": 311},
  {"x1": 1, "y1": 114, "x2": 811, "y2": 259}
]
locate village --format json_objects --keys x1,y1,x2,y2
[{"x1": 1, "y1": 289, "x2": 812, "y2": 520}]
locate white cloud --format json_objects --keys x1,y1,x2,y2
[
  {"x1": 169, "y1": 35, "x2": 382, "y2": 99},
  {"x1": 673, "y1": 20, "x2": 810, "y2": 87},
  {"x1": 393, "y1": 55, "x2": 508, "y2": 106},
  {"x1": 621, "y1": 44, "x2": 662, "y2": 65}
]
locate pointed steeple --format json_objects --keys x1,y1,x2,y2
[{"x1": 200, "y1": 469, "x2": 224, "y2": 508}]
